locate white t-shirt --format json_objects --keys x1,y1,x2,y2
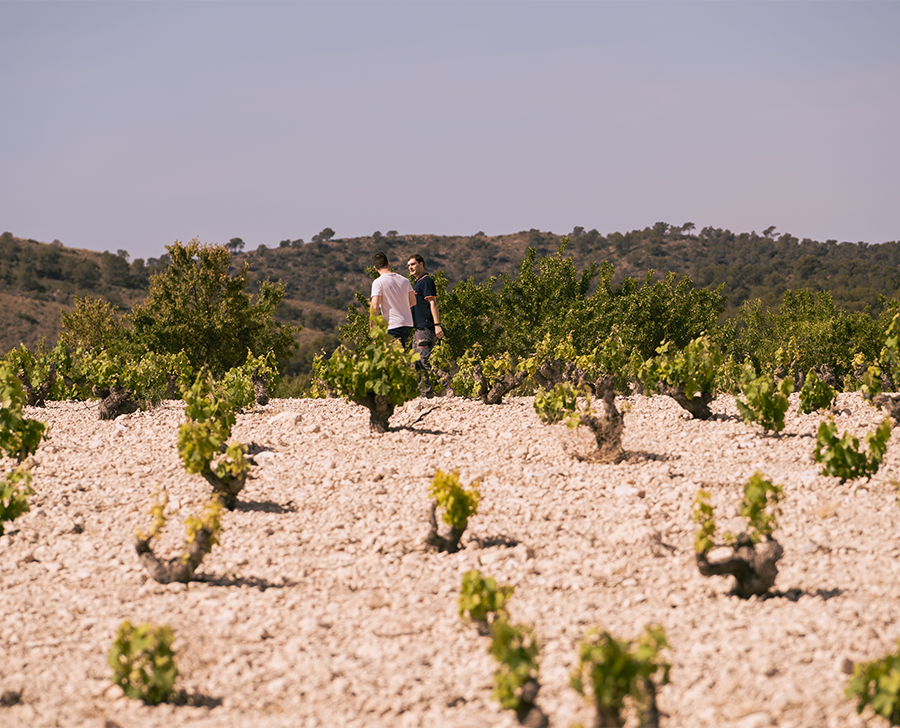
[{"x1": 371, "y1": 272, "x2": 414, "y2": 329}]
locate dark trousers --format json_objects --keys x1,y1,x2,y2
[
  {"x1": 413, "y1": 328, "x2": 436, "y2": 396},
  {"x1": 387, "y1": 326, "x2": 413, "y2": 348}
]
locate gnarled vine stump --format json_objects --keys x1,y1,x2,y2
[
  {"x1": 135, "y1": 527, "x2": 216, "y2": 584},
  {"x1": 351, "y1": 393, "x2": 395, "y2": 433},
  {"x1": 696, "y1": 533, "x2": 784, "y2": 598},
  {"x1": 424, "y1": 501, "x2": 465, "y2": 553}
]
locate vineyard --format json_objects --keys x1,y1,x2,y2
[
  {"x1": 5, "y1": 239, "x2": 900, "y2": 727},
  {"x1": 1, "y1": 383, "x2": 899, "y2": 727}
]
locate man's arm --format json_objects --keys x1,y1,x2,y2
[
  {"x1": 370, "y1": 295, "x2": 382, "y2": 316},
  {"x1": 408, "y1": 289, "x2": 417, "y2": 308},
  {"x1": 428, "y1": 297, "x2": 443, "y2": 339}
]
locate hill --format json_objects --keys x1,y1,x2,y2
[{"x1": 3, "y1": 224, "x2": 900, "y2": 360}]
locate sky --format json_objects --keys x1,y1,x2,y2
[{"x1": 2, "y1": 1, "x2": 899, "y2": 262}]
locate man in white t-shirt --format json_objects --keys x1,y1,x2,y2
[{"x1": 370, "y1": 251, "x2": 416, "y2": 347}]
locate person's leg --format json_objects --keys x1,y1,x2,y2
[
  {"x1": 412, "y1": 329, "x2": 436, "y2": 397},
  {"x1": 387, "y1": 327, "x2": 412, "y2": 347}
]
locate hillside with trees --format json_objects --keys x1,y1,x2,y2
[{"x1": 3, "y1": 224, "x2": 900, "y2": 368}]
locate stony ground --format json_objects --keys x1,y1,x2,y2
[{"x1": 2, "y1": 392, "x2": 900, "y2": 728}]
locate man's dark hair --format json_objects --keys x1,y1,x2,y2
[
  {"x1": 373, "y1": 251, "x2": 389, "y2": 269},
  {"x1": 410, "y1": 253, "x2": 425, "y2": 267}
]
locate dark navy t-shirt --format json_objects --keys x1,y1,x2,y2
[{"x1": 412, "y1": 274, "x2": 437, "y2": 329}]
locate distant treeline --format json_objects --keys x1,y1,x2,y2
[{"x1": 3, "y1": 224, "x2": 900, "y2": 358}]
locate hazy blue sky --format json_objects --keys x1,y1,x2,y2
[{"x1": 2, "y1": 1, "x2": 899, "y2": 262}]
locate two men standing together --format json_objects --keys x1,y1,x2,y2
[{"x1": 369, "y1": 252, "x2": 444, "y2": 398}]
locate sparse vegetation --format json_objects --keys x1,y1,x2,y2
[
  {"x1": 814, "y1": 417, "x2": 892, "y2": 483},
  {"x1": 425, "y1": 469, "x2": 480, "y2": 553},
  {"x1": 134, "y1": 490, "x2": 224, "y2": 584},
  {"x1": 799, "y1": 367, "x2": 837, "y2": 414},
  {"x1": 735, "y1": 362, "x2": 794, "y2": 433},
  {"x1": 570, "y1": 625, "x2": 670, "y2": 728},
  {"x1": 320, "y1": 312, "x2": 420, "y2": 432},
  {"x1": 534, "y1": 377, "x2": 625, "y2": 463},
  {"x1": 846, "y1": 640, "x2": 900, "y2": 725},
  {"x1": 108, "y1": 621, "x2": 179, "y2": 705},
  {"x1": 0, "y1": 361, "x2": 47, "y2": 534},
  {"x1": 693, "y1": 473, "x2": 785, "y2": 598},
  {"x1": 459, "y1": 569, "x2": 514, "y2": 633},
  {"x1": 637, "y1": 336, "x2": 721, "y2": 419},
  {"x1": 177, "y1": 373, "x2": 251, "y2": 509}
]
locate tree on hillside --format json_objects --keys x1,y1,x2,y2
[
  {"x1": 128, "y1": 239, "x2": 298, "y2": 374},
  {"x1": 312, "y1": 227, "x2": 335, "y2": 243},
  {"x1": 226, "y1": 238, "x2": 245, "y2": 253}
]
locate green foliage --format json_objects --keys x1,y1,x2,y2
[
  {"x1": 177, "y1": 372, "x2": 250, "y2": 487},
  {"x1": 0, "y1": 362, "x2": 45, "y2": 535},
  {"x1": 721, "y1": 289, "x2": 880, "y2": 387},
  {"x1": 533, "y1": 382, "x2": 582, "y2": 428},
  {"x1": 181, "y1": 496, "x2": 224, "y2": 564},
  {"x1": 693, "y1": 473, "x2": 784, "y2": 553},
  {"x1": 458, "y1": 569, "x2": 514, "y2": 625},
  {"x1": 445, "y1": 346, "x2": 485, "y2": 398},
  {"x1": 799, "y1": 367, "x2": 837, "y2": 414},
  {"x1": 338, "y1": 290, "x2": 377, "y2": 351},
  {"x1": 108, "y1": 621, "x2": 179, "y2": 705},
  {"x1": 128, "y1": 238, "x2": 298, "y2": 375},
  {"x1": 570, "y1": 625, "x2": 671, "y2": 728},
  {"x1": 493, "y1": 242, "x2": 602, "y2": 357},
  {"x1": 135, "y1": 489, "x2": 169, "y2": 543},
  {"x1": 220, "y1": 350, "x2": 280, "y2": 408},
  {"x1": 435, "y1": 273, "x2": 498, "y2": 358},
  {"x1": 135, "y1": 489, "x2": 224, "y2": 582},
  {"x1": 429, "y1": 469, "x2": 480, "y2": 533},
  {"x1": 322, "y1": 313, "x2": 420, "y2": 406},
  {"x1": 489, "y1": 618, "x2": 541, "y2": 713},
  {"x1": 0, "y1": 361, "x2": 47, "y2": 462},
  {"x1": 740, "y1": 473, "x2": 784, "y2": 543},
  {"x1": 612, "y1": 270, "x2": 726, "y2": 362},
  {"x1": 0, "y1": 466, "x2": 34, "y2": 536},
  {"x1": 814, "y1": 417, "x2": 892, "y2": 483},
  {"x1": 735, "y1": 362, "x2": 794, "y2": 433},
  {"x1": 692, "y1": 489, "x2": 716, "y2": 555},
  {"x1": 638, "y1": 335, "x2": 722, "y2": 399},
  {"x1": 60, "y1": 295, "x2": 133, "y2": 357},
  {"x1": 846, "y1": 640, "x2": 900, "y2": 725},
  {"x1": 3, "y1": 340, "x2": 65, "y2": 402}
]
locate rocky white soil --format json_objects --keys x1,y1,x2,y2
[{"x1": 2, "y1": 392, "x2": 900, "y2": 728}]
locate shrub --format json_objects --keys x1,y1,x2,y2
[
  {"x1": 637, "y1": 336, "x2": 722, "y2": 419},
  {"x1": 735, "y1": 362, "x2": 794, "y2": 433},
  {"x1": 108, "y1": 621, "x2": 179, "y2": 705},
  {"x1": 814, "y1": 417, "x2": 892, "y2": 483},
  {"x1": 799, "y1": 367, "x2": 837, "y2": 414},
  {"x1": 177, "y1": 373, "x2": 250, "y2": 509},
  {"x1": 134, "y1": 490, "x2": 224, "y2": 584},
  {"x1": 321, "y1": 312, "x2": 420, "y2": 432},
  {"x1": 128, "y1": 238, "x2": 298, "y2": 375},
  {"x1": 0, "y1": 361, "x2": 48, "y2": 463},
  {"x1": 0, "y1": 467, "x2": 34, "y2": 537},
  {"x1": 459, "y1": 569, "x2": 514, "y2": 630},
  {"x1": 459, "y1": 569, "x2": 546, "y2": 726},
  {"x1": 425, "y1": 469, "x2": 479, "y2": 553},
  {"x1": 534, "y1": 378, "x2": 625, "y2": 463},
  {"x1": 692, "y1": 473, "x2": 785, "y2": 598},
  {"x1": 489, "y1": 618, "x2": 546, "y2": 726},
  {"x1": 0, "y1": 362, "x2": 47, "y2": 535},
  {"x1": 846, "y1": 640, "x2": 900, "y2": 725},
  {"x1": 220, "y1": 350, "x2": 280, "y2": 407},
  {"x1": 570, "y1": 625, "x2": 670, "y2": 728}
]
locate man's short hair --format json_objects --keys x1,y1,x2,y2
[
  {"x1": 409, "y1": 254, "x2": 425, "y2": 267},
  {"x1": 373, "y1": 252, "x2": 389, "y2": 269}
]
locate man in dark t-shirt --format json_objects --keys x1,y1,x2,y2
[{"x1": 407, "y1": 254, "x2": 444, "y2": 398}]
